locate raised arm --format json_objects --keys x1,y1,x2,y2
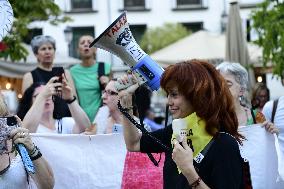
[
  {"x1": 118, "y1": 75, "x2": 142, "y2": 152},
  {"x1": 64, "y1": 69, "x2": 77, "y2": 98},
  {"x1": 23, "y1": 77, "x2": 61, "y2": 133},
  {"x1": 61, "y1": 75, "x2": 91, "y2": 133}
]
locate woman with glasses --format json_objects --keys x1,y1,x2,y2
[
  {"x1": 17, "y1": 76, "x2": 90, "y2": 134},
  {"x1": 216, "y1": 62, "x2": 278, "y2": 134},
  {"x1": 22, "y1": 35, "x2": 77, "y2": 118},
  {"x1": 91, "y1": 79, "x2": 163, "y2": 188},
  {"x1": 0, "y1": 92, "x2": 54, "y2": 189},
  {"x1": 251, "y1": 82, "x2": 270, "y2": 112}
]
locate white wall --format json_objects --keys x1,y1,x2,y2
[
  {"x1": 266, "y1": 74, "x2": 284, "y2": 100},
  {"x1": 32, "y1": 0, "x2": 264, "y2": 70}
]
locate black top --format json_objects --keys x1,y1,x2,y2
[
  {"x1": 31, "y1": 67, "x2": 71, "y2": 118},
  {"x1": 140, "y1": 125, "x2": 243, "y2": 189}
]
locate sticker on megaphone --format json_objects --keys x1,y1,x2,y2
[{"x1": 114, "y1": 70, "x2": 147, "y2": 91}]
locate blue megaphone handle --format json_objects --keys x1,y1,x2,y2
[
  {"x1": 133, "y1": 55, "x2": 164, "y2": 91},
  {"x1": 16, "y1": 144, "x2": 35, "y2": 174}
]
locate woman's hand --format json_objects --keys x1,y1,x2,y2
[
  {"x1": 9, "y1": 117, "x2": 35, "y2": 152},
  {"x1": 61, "y1": 74, "x2": 74, "y2": 101},
  {"x1": 172, "y1": 138, "x2": 195, "y2": 176},
  {"x1": 261, "y1": 121, "x2": 279, "y2": 135},
  {"x1": 117, "y1": 73, "x2": 139, "y2": 108},
  {"x1": 99, "y1": 75, "x2": 110, "y2": 89},
  {"x1": 39, "y1": 77, "x2": 62, "y2": 100}
]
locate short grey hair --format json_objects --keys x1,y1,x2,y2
[
  {"x1": 30, "y1": 35, "x2": 56, "y2": 54},
  {"x1": 216, "y1": 61, "x2": 248, "y2": 89}
]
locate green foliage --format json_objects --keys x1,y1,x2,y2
[
  {"x1": 0, "y1": 0, "x2": 71, "y2": 62},
  {"x1": 140, "y1": 23, "x2": 190, "y2": 54},
  {"x1": 250, "y1": 0, "x2": 284, "y2": 76}
]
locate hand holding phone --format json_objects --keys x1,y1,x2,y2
[{"x1": 0, "y1": 116, "x2": 35, "y2": 173}]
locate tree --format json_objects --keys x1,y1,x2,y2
[
  {"x1": 250, "y1": 0, "x2": 284, "y2": 76},
  {"x1": 0, "y1": 0, "x2": 71, "y2": 62},
  {"x1": 140, "y1": 23, "x2": 190, "y2": 54}
]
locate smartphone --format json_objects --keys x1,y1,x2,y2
[
  {"x1": 0, "y1": 116, "x2": 19, "y2": 154},
  {"x1": 53, "y1": 67, "x2": 65, "y2": 83}
]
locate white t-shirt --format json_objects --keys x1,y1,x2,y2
[
  {"x1": 0, "y1": 155, "x2": 36, "y2": 189},
  {"x1": 93, "y1": 106, "x2": 110, "y2": 134},
  {"x1": 36, "y1": 117, "x2": 75, "y2": 134},
  {"x1": 262, "y1": 96, "x2": 284, "y2": 156}
]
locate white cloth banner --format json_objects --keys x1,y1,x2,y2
[
  {"x1": 31, "y1": 133, "x2": 127, "y2": 189},
  {"x1": 239, "y1": 125, "x2": 284, "y2": 189}
]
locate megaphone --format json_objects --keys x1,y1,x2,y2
[{"x1": 89, "y1": 11, "x2": 164, "y2": 91}]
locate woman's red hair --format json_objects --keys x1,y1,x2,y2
[{"x1": 160, "y1": 60, "x2": 242, "y2": 142}]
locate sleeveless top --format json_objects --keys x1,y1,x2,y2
[
  {"x1": 31, "y1": 67, "x2": 71, "y2": 118},
  {"x1": 36, "y1": 117, "x2": 75, "y2": 134},
  {"x1": 0, "y1": 155, "x2": 36, "y2": 189}
]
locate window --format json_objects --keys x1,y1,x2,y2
[
  {"x1": 182, "y1": 22, "x2": 203, "y2": 33},
  {"x1": 177, "y1": 0, "x2": 201, "y2": 5},
  {"x1": 69, "y1": 27, "x2": 94, "y2": 58},
  {"x1": 176, "y1": 0, "x2": 202, "y2": 8},
  {"x1": 71, "y1": 0, "x2": 92, "y2": 10},
  {"x1": 124, "y1": 0, "x2": 145, "y2": 10},
  {"x1": 23, "y1": 28, "x2": 43, "y2": 44},
  {"x1": 129, "y1": 24, "x2": 147, "y2": 45}
]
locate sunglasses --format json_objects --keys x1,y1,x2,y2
[{"x1": 103, "y1": 90, "x2": 118, "y2": 96}]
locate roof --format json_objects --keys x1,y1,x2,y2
[{"x1": 150, "y1": 30, "x2": 263, "y2": 67}]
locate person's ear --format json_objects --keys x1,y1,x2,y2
[{"x1": 239, "y1": 87, "x2": 245, "y2": 97}]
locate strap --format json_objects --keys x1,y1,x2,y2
[
  {"x1": 271, "y1": 99, "x2": 279, "y2": 123},
  {"x1": 98, "y1": 62, "x2": 105, "y2": 91},
  {"x1": 98, "y1": 62, "x2": 105, "y2": 77},
  {"x1": 194, "y1": 137, "x2": 215, "y2": 164},
  {"x1": 250, "y1": 108, "x2": 256, "y2": 124}
]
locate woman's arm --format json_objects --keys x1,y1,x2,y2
[
  {"x1": 21, "y1": 72, "x2": 33, "y2": 94},
  {"x1": 9, "y1": 126, "x2": 55, "y2": 189},
  {"x1": 64, "y1": 69, "x2": 77, "y2": 98},
  {"x1": 23, "y1": 77, "x2": 61, "y2": 133},
  {"x1": 68, "y1": 99, "x2": 91, "y2": 133},
  {"x1": 31, "y1": 156, "x2": 55, "y2": 189},
  {"x1": 61, "y1": 76, "x2": 91, "y2": 133},
  {"x1": 119, "y1": 87, "x2": 142, "y2": 152}
]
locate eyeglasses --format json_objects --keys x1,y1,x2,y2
[{"x1": 103, "y1": 90, "x2": 118, "y2": 96}]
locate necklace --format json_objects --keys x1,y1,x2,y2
[{"x1": 0, "y1": 154, "x2": 11, "y2": 176}]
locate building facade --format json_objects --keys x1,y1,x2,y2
[{"x1": 28, "y1": 0, "x2": 262, "y2": 71}]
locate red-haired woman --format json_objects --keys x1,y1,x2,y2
[{"x1": 118, "y1": 60, "x2": 244, "y2": 189}]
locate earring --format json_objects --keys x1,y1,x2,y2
[{"x1": 239, "y1": 95, "x2": 244, "y2": 105}]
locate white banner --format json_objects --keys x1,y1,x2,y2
[
  {"x1": 31, "y1": 133, "x2": 127, "y2": 189},
  {"x1": 239, "y1": 125, "x2": 284, "y2": 189}
]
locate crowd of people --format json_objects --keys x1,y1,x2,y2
[{"x1": 1, "y1": 34, "x2": 284, "y2": 189}]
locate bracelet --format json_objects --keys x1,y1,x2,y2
[
  {"x1": 28, "y1": 145, "x2": 38, "y2": 156},
  {"x1": 65, "y1": 96, "x2": 76, "y2": 104},
  {"x1": 29, "y1": 146, "x2": 42, "y2": 161},
  {"x1": 30, "y1": 150, "x2": 42, "y2": 161},
  {"x1": 190, "y1": 177, "x2": 201, "y2": 188},
  {"x1": 123, "y1": 106, "x2": 133, "y2": 111}
]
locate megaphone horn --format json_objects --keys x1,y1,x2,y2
[{"x1": 89, "y1": 11, "x2": 164, "y2": 91}]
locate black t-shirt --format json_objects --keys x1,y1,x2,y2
[
  {"x1": 140, "y1": 125, "x2": 243, "y2": 189},
  {"x1": 31, "y1": 67, "x2": 71, "y2": 118}
]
